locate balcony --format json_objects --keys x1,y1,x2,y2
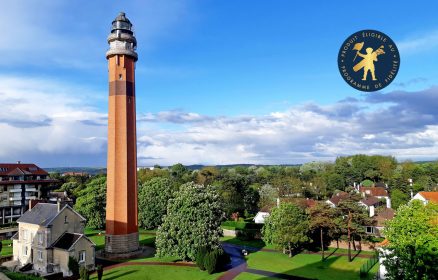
[
  {"x1": 9, "y1": 197, "x2": 21, "y2": 201},
  {"x1": 25, "y1": 188, "x2": 37, "y2": 192},
  {"x1": 9, "y1": 189, "x2": 22, "y2": 193},
  {"x1": 25, "y1": 196, "x2": 36, "y2": 200}
]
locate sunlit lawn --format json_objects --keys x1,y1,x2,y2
[
  {"x1": 245, "y1": 251, "x2": 378, "y2": 280},
  {"x1": 1, "y1": 239, "x2": 13, "y2": 257},
  {"x1": 235, "y1": 272, "x2": 277, "y2": 279},
  {"x1": 85, "y1": 228, "x2": 156, "y2": 251},
  {"x1": 89, "y1": 265, "x2": 222, "y2": 280}
]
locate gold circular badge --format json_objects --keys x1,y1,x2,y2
[{"x1": 338, "y1": 30, "x2": 400, "y2": 92}]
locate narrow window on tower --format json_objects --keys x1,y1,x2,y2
[{"x1": 119, "y1": 74, "x2": 122, "y2": 80}]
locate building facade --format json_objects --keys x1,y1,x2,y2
[
  {"x1": 12, "y1": 203, "x2": 95, "y2": 276},
  {"x1": 0, "y1": 163, "x2": 57, "y2": 224}
]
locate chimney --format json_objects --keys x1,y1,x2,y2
[
  {"x1": 411, "y1": 190, "x2": 414, "y2": 199},
  {"x1": 369, "y1": 205, "x2": 375, "y2": 217},
  {"x1": 17, "y1": 161, "x2": 21, "y2": 164},
  {"x1": 57, "y1": 199, "x2": 61, "y2": 212},
  {"x1": 276, "y1": 197, "x2": 280, "y2": 207},
  {"x1": 386, "y1": 197, "x2": 392, "y2": 209}
]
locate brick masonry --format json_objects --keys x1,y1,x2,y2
[{"x1": 105, "y1": 232, "x2": 139, "y2": 254}]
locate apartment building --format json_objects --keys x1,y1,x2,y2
[{"x1": 0, "y1": 162, "x2": 58, "y2": 224}]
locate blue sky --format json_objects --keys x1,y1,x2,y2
[{"x1": 1, "y1": 0, "x2": 438, "y2": 167}]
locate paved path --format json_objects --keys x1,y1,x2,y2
[{"x1": 218, "y1": 243, "x2": 248, "y2": 280}]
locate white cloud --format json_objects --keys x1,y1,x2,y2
[
  {"x1": 398, "y1": 30, "x2": 438, "y2": 54},
  {"x1": 0, "y1": 75, "x2": 107, "y2": 166}
]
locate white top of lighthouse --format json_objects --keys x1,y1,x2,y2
[{"x1": 106, "y1": 12, "x2": 138, "y2": 61}]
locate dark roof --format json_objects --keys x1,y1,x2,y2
[
  {"x1": 360, "y1": 196, "x2": 380, "y2": 206},
  {"x1": 259, "y1": 205, "x2": 274, "y2": 213},
  {"x1": 0, "y1": 163, "x2": 48, "y2": 176},
  {"x1": 113, "y1": 12, "x2": 131, "y2": 24},
  {"x1": 17, "y1": 203, "x2": 59, "y2": 226},
  {"x1": 359, "y1": 187, "x2": 388, "y2": 197},
  {"x1": 329, "y1": 192, "x2": 349, "y2": 206},
  {"x1": 51, "y1": 233, "x2": 82, "y2": 250},
  {"x1": 374, "y1": 182, "x2": 386, "y2": 188},
  {"x1": 375, "y1": 208, "x2": 395, "y2": 227},
  {"x1": 51, "y1": 232, "x2": 95, "y2": 251}
]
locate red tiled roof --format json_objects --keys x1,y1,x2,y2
[
  {"x1": 359, "y1": 187, "x2": 388, "y2": 197},
  {"x1": 418, "y1": 192, "x2": 438, "y2": 203},
  {"x1": 0, "y1": 163, "x2": 48, "y2": 176}
]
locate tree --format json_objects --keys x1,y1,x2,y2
[
  {"x1": 243, "y1": 186, "x2": 260, "y2": 216},
  {"x1": 308, "y1": 202, "x2": 338, "y2": 260},
  {"x1": 258, "y1": 184, "x2": 278, "y2": 208},
  {"x1": 74, "y1": 176, "x2": 106, "y2": 229},
  {"x1": 138, "y1": 177, "x2": 174, "y2": 229},
  {"x1": 156, "y1": 182, "x2": 225, "y2": 261},
  {"x1": 337, "y1": 196, "x2": 373, "y2": 262},
  {"x1": 262, "y1": 203, "x2": 309, "y2": 257},
  {"x1": 382, "y1": 200, "x2": 438, "y2": 279},
  {"x1": 390, "y1": 189, "x2": 410, "y2": 209}
]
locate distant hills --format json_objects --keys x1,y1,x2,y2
[{"x1": 44, "y1": 164, "x2": 302, "y2": 174}]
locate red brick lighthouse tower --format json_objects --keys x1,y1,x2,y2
[{"x1": 105, "y1": 12, "x2": 139, "y2": 255}]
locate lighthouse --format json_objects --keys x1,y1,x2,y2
[{"x1": 105, "y1": 12, "x2": 139, "y2": 255}]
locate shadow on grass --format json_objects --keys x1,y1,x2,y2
[
  {"x1": 103, "y1": 269, "x2": 138, "y2": 280},
  {"x1": 246, "y1": 254, "x2": 378, "y2": 280}
]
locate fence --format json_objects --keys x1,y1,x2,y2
[{"x1": 359, "y1": 251, "x2": 379, "y2": 278}]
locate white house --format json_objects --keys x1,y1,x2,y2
[
  {"x1": 10, "y1": 202, "x2": 95, "y2": 276},
  {"x1": 411, "y1": 191, "x2": 438, "y2": 205},
  {"x1": 254, "y1": 206, "x2": 271, "y2": 224}
]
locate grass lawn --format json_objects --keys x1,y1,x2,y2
[
  {"x1": 220, "y1": 236, "x2": 277, "y2": 250},
  {"x1": 1, "y1": 239, "x2": 13, "y2": 257},
  {"x1": 85, "y1": 229, "x2": 155, "y2": 250},
  {"x1": 245, "y1": 251, "x2": 378, "y2": 280},
  {"x1": 90, "y1": 265, "x2": 222, "y2": 280}
]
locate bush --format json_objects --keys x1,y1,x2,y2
[
  {"x1": 68, "y1": 257, "x2": 79, "y2": 276},
  {"x1": 236, "y1": 229, "x2": 257, "y2": 241},
  {"x1": 96, "y1": 265, "x2": 103, "y2": 280},
  {"x1": 204, "y1": 251, "x2": 218, "y2": 274},
  {"x1": 195, "y1": 247, "x2": 207, "y2": 270},
  {"x1": 79, "y1": 266, "x2": 89, "y2": 280}
]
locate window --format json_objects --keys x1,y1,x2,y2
[
  {"x1": 119, "y1": 74, "x2": 123, "y2": 80},
  {"x1": 366, "y1": 226, "x2": 375, "y2": 234},
  {"x1": 64, "y1": 216, "x2": 68, "y2": 224},
  {"x1": 22, "y1": 229, "x2": 28, "y2": 241},
  {"x1": 23, "y1": 246, "x2": 28, "y2": 256},
  {"x1": 37, "y1": 250, "x2": 43, "y2": 261},
  {"x1": 37, "y1": 232, "x2": 43, "y2": 245},
  {"x1": 79, "y1": 251, "x2": 86, "y2": 263}
]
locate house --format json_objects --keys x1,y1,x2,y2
[
  {"x1": 365, "y1": 208, "x2": 395, "y2": 236},
  {"x1": 254, "y1": 206, "x2": 272, "y2": 224},
  {"x1": 411, "y1": 191, "x2": 438, "y2": 205},
  {"x1": 359, "y1": 186, "x2": 391, "y2": 208},
  {"x1": 0, "y1": 163, "x2": 58, "y2": 224},
  {"x1": 11, "y1": 202, "x2": 95, "y2": 276},
  {"x1": 326, "y1": 191, "x2": 349, "y2": 207},
  {"x1": 359, "y1": 196, "x2": 381, "y2": 217}
]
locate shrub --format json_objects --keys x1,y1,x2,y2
[
  {"x1": 195, "y1": 247, "x2": 207, "y2": 270},
  {"x1": 236, "y1": 229, "x2": 257, "y2": 241},
  {"x1": 96, "y1": 265, "x2": 103, "y2": 280},
  {"x1": 204, "y1": 251, "x2": 218, "y2": 274},
  {"x1": 68, "y1": 257, "x2": 79, "y2": 276},
  {"x1": 79, "y1": 266, "x2": 89, "y2": 280}
]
